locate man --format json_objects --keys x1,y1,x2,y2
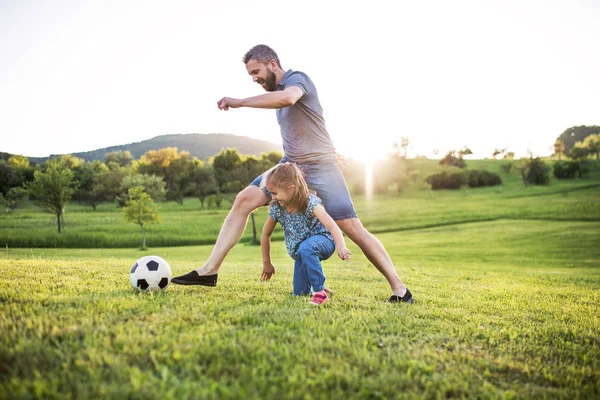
[{"x1": 172, "y1": 45, "x2": 414, "y2": 303}]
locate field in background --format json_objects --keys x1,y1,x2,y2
[{"x1": 1, "y1": 159, "x2": 599, "y2": 248}]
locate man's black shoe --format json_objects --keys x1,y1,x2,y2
[
  {"x1": 388, "y1": 289, "x2": 414, "y2": 303},
  {"x1": 171, "y1": 271, "x2": 218, "y2": 286}
]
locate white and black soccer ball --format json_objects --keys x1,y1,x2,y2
[{"x1": 130, "y1": 255, "x2": 172, "y2": 291}]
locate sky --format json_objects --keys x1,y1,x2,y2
[{"x1": 1, "y1": 0, "x2": 599, "y2": 162}]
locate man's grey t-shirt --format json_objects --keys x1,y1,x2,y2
[{"x1": 276, "y1": 69, "x2": 337, "y2": 164}]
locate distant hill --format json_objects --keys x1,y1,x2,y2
[{"x1": 21, "y1": 134, "x2": 283, "y2": 163}]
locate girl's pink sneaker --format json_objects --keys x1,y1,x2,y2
[{"x1": 311, "y1": 291, "x2": 329, "y2": 306}]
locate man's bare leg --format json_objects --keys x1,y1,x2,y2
[
  {"x1": 194, "y1": 186, "x2": 270, "y2": 276},
  {"x1": 336, "y1": 218, "x2": 408, "y2": 297}
]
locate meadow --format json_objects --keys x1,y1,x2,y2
[{"x1": 1, "y1": 159, "x2": 599, "y2": 399}]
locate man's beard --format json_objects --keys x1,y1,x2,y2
[{"x1": 262, "y1": 69, "x2": 277, "y2": 92}]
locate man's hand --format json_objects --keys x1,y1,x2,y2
[
  {"x1": 338, "y1": 247, "x2": 351, "y2": 261},
  {"x1": 217, "y1": 97, "x2": 242, "y2": 111},
  {"x1": 261, "y1": 262, "x2": 275, "y2": 281}
]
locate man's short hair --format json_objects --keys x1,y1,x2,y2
[{"x1": 243, "y1": 44, "x2": 281, "y2": 68}]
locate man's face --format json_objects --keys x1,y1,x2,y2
[{"x1": 246, "y1": 59, "x2": 277, "y2": 92}]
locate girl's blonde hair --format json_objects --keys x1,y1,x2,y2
[{"x1": 262, "y1": 162, "x2": 310, "y2": 213}]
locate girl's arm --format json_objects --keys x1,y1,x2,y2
[
  {"x1": 261, "y1": 216, "x2": 278, "y2": 280},
  {"x1": 313, "y1": 205, "x2": 351, "y2": 261}
]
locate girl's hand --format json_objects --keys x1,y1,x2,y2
[
  {"x1": 338, "y1": 247, "x2": 351, "y2": 261},
  {"x1": 261, "y1": 262, "x2": 275, "y2": 281}
]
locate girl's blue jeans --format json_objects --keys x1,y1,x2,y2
[{"x1": 293, "y1": 234, "x2": 335, "y2": 296}]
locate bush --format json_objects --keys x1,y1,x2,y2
[
  {"x1": 424, "y1": 171, "x2": 466, "y2": 190},
  {"x1": 553, "y1": 161, "x2": 589, "y2": 179},
  {"x1": 466, "y1": 170, "x2": 502, "y2": 188},
  {"x1": 525, "y1": 158, "x2": 551, "y2": 185}
]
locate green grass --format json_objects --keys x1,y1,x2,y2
[
  {"x1": 1, "y1": 220, "x2": 599, "y2": 398},
  {"x1": 1, "y1": 159, "x2": 599, "y2": 398}
]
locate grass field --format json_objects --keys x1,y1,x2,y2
[
  {"x1": 1, "y1": 159, "x2": 599, "y2": 398},
  {"x1": 1, "y1": 159, "x2": 600, "y2": 249}
]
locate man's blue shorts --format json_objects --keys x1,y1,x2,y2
[{"x1": 249, "y1": 157, "x2": 358, "y2": 221}]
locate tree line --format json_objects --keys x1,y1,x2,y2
[{"x1": 0, "y1": 148, "x2": 283, "y2": 234}]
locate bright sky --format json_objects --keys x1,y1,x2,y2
[{"x1": 1, "y1": 0, "x2": 599, "y2": 161}]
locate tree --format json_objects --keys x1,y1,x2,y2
[
  {"x1": 123, "y1": 186, "x2": 161, "y2": 249},
  {"x1": 568, "y1": 144, "x2": 590, "y2": 161},
  {"x1": 0, "y1": 187, "x2": 27, "y2": 211},
  {"x1": 120, "y1": 174, "x2": 167, "y2": 203},
  {"x1": 8, "y1": 155, "x2": 30, "y2": 169},
  {"x1": 0, "y1": 160, "x2": 20, "y2": 195},
  {"x1": 492, "y1": 148, "x2": 506, "y2": 160},
  {"x1": 439, "y1": 151, "x2": 466, "y2": 168},
  {"x1": 582, "y1": 134, "x2": 600, "y2": 160},
  {"x1": 503, "y1": 152, "x2": 515, "y2": 160},
  {"x1": 557, "y1": 125, "x2": 600, "y2": 153},
  {"x1": 96, "y1": 163, "x2": 131, "y2": 204},
  {"x1": 394, "y1": 137, "x2": 409, "y2": 158},
  {"x1": 190, "y1": 163, "x2": 217, "y2": 208},
  {"x1": 458, "y1": 147, "x2": 473, "y2": 157},
  {"x1": 137, "y1": 147, "x2": 192, "y2": 205},
  {"x1": 554, "y1": 139, "x2": 566, "y2": 160},
  {"x1": 27, "y1": 160, "x2": 78, "y2": 233},
  {"x1": 104, "y1": 151, "x2": 134, "y2": 167},
  {"x1": 73, "y1": 160, "x2": 110, "y2": 210},
  {"x1": 516, "y1": 157, "x2": 550, "y2": 186},
  {"x1": 211, "y1": 148, "x2": 242, "y2": 190}
]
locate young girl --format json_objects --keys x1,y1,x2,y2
[{"x1": 260, "y1": 162, "x2": 351, "y2": 305}]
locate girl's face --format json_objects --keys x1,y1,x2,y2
[{"x1": 266, "y1": 182, "x2": 295, "y2": 206}]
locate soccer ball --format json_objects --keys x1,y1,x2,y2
[{"x1": 130, "y1": 255, "x2": 172, "y2": 291}]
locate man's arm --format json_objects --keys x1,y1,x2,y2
[
  {"x1": 217, "y1": 86, "x2": 303, "y2": 110},
  {"x1": 261, "y1": 216, "x2": 278, "y2": 280},
  {"x1": 313, "y1": 205, "x2": 351, "y2": 261}
]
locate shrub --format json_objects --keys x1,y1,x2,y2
[
  {"x1": 466, "y1": 170, "x2": 502, "y2": 188},
  {"x1": 424, "y1": 171, "x2": 466, "y2": 190},
  {"x1": 552, "y1": 161, "x2": 589, "y2": 179},
  {"x1": 521, "y1": 157, "x2": 550, "y2": 185}
]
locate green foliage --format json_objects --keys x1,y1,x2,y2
[
  {"x1": 26, "y1": 160, "x2": 78, "y2": 233},
  {"x1": 0, "y1": 160, "x2": 22, "y2": 195},
  {"x1": 569, "y1": 144, "x2": 591, "y2": 161},
  {"x1": 465, "y1": 169, "x2": 502, "y2": 188},
  {"x1": 119, "y1": 173, "x2": 167, "y2": 204},
  {"x1": 104, "y1": 150, "x2": 134, "y2": 167},
  {"x1": 582, "y1": 134, "x2": 600, "y2": 160},
  {"x1": 3, "y1": 159, "x2": 599, "y2": 248},
  {"x1": 425, "y1": 171, "x2": 466, "y2": 190},
  {"x1": 553, "y1": 161, "x2": 589, "y2": 179},
  {"x1": 518, "y1": 157, "x2": 551, "y2": 186},
  {"x1": 212, "y1": 148, "x2": 243, "y2": 190},
  {"x1": 72, "y1": 160, "x2": 110, "y2": 210},
  {"x1": 558, "y1": 125, "x2": 600, "y2": 153},
  {"x1": 190, "y1": 164, "x2": 218, "y2": 208},
  {"x1": 123, "y1": 186, "x2": 161, "y2": 249},
  {"x1": 0, "y1": 187, "x2": 28, "y2": 211}
]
